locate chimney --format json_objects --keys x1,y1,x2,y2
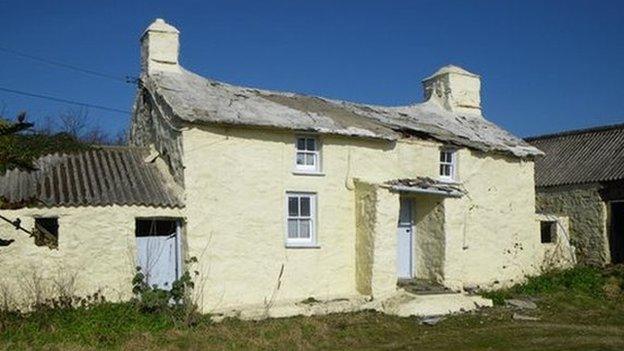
[
  {"x1": 140, "y1": 18, "x2": 181, "y2": 75},
  {"x1": 422, "y1": 65, "x2": 482, "y2": 116}
]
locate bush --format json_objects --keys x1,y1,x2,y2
[{"x1": 130, "y1": 257, "x2": 201, "y2": 326}]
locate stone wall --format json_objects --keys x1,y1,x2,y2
[
  {"x1": 0, "y1": 205, "x2": 182, "y2": 309},
  {"x1": 534, "y1": 213, "x2": 576, "y2": 269},
  {"x1": 182, "y1": 125, "x2": 542, "y2": 311},
  {"x1": 354, "y1": 181, "x2": 376, "y2": 295},
  {"x1": 413, "y1": 195, "x2": 445, "y2": 283},
  {"x1": 536, "y1": 183, "x2": 608, "y2": 265}
]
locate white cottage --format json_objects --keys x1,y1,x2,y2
[{"x1": 0, "y1": 19, "x2": 570, "y2": 315}]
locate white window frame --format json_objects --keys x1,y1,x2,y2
[
  {"x1": 439, "y1": 148, "x2": 457, "y2": 182},
  {"x1": 285, "y1": 192, "x2": 317, "y2": 247},
  {"x1": 294, "y1": 135, "x2": 321, "y2": 174}
]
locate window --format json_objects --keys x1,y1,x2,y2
[
  {"x1": 540, "y1": 221, "x2": 557, "y2": 244},
  {"x1": 295, "y1": 136, "x2": 320, "y2": 173},
  {"x1": 34, "y1": 217, "x2": 59, "y2": 249},
  {"x1": 286, "y1": 193, "x2": 317, "y2": 246},
  {"x1": 439, "y1": 149, "x2": 456, "y2": 181}
]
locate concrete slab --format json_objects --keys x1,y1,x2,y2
[{"x1": 368, "y1": 290, "x2": 493, "y2": 317}]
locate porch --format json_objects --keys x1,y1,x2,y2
[{"x1": 354, "y1": 177, "x2": 464, "y2": 298}]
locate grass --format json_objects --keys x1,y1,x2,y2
[{"x1": 1, "y1": 266, "x2": 624, "y2": 350}]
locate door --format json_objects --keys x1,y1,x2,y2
[
  {"x1": 396, "y1": 198, "x2": 414, "y2": 279},
  {"x1": 610, "y1": 202, "x2": 624, "y2": 264},
  {"x1": 136, "y1": 219, "x2": 182, "y2": 290}
]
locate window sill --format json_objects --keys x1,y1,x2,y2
[
  {"x1": 285, "y1": 244, "x2": 321, "y2": 249},
  {"x1": 292, "y1": 171, "x2": 326, "y2": 177}
]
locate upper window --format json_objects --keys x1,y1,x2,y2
[
  {"x1": 439, "y1": 149, "x2": 456, "y2": 181},
  {"x1": 295, "y1": 136, "x2": 320, "y2": 173},
  {"x1": 286, "y1": 193, "x2": 317, "y2": 247}
]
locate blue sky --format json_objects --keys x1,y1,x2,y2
[{"x1": 0, "y1": 0, "x2": 622, "y2": 138}]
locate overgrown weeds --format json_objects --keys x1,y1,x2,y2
[
  {"x1": 0, "y1": 257, "x2": 205, "y2": 349},
  {"x1": 483, "y1": 265, "x2": 623, "y2": 305}
]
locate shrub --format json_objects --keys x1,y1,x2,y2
[{"x1": 131, "y1": 257, "x2": 201, "y2": 325}]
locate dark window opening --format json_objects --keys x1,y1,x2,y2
[
  {"x1": 135, "y1": 219, "x2": 177, "y2": 237},
  {"x1": 34, "y1": 217, "x2": 59, "y2": 249},
  {"x1": 540, "y1": 221, "x2": 556, "y2": 244}
]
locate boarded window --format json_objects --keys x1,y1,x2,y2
[
  {"x1": 540, "y1": 221, "x2": 556, "y2": 244},
  {"x1": 34, "y1": 217, "x2": 59, "y2": 249}
]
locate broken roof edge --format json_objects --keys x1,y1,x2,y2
[{"x1": 143, "y1": 68, "x2": 543, "y2": 159}]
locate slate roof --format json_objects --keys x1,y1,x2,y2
[
  {"x1": 526, "y1": 123, "x2": 624, "y2": 187},
  {"x1": 0, "y1": 147, "x2": 183, "y2": 208},
  {"x1": 143, "y1": 68, "x2": 541, "y2": 158},
  {"x1": 385, "y1": 177, "x2": 465, "y2": 197}
]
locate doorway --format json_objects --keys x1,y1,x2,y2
[
  {"x1": 135, "y1": 218, "x2": 183, "y2": 290},
  {"x1": 610, "y1": 202, "x2": 624, "y2": 264},
  {"x1": 396, "y1": 198, "x2": 414, "y2": 279}
]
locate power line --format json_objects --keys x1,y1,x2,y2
[
  {"x1": 0, "y1": 46, "x2": 136, "y2": 84},
  {"x1": 0, "y1": 86, "x2": 131, "y2": 114}
]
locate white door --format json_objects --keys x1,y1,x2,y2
[
  {"x1": 396, "y1": 198, "x2": 413, "y2": 279},
  {"x1": 136, "y1": 220, "x2": 181, "y2": 290}
]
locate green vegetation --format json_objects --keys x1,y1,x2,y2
[
  {"x1": 0, "y1": 266, "x2": 623, "y2": 350},
  {"x1": 483, "y1": 265, "x2": 614, "y2": 305},
  {"x1": 0, "y1": 129, "x2": 88, "y2": 173}
]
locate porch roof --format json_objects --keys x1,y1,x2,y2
[{"x1": 384, "y1": 177, "x2": 465, "y2": 198}]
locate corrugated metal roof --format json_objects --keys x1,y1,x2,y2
[
  {"x1": 0, "y1": 147, "x2": 183, "y2": 208},
  {"x1": 526, "y1": 123, "x2": 624, "y2": 187},
  {"x1": 143, "y1": 68, "x2": 541, "y2": 158}
]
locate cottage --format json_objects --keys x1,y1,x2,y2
[
  {"x1": 528, "y1": 124, "x2": 624, "y2": 266},
  {"x1": 0, "y1": 19, "x2": 566, "y2": 314}
]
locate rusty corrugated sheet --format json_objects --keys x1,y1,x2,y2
[
  {"x1": 526, "y1": 124, "x2": 624, "y2": 187},
  {"x1": 0, "y1": 147, "x2": 183, "y2": 208}
]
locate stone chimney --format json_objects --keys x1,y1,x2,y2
[
  {"x1": 140, "y1": 18, "x2": 181, "y2": 75},
  {"x1": 422, "y1": 65, "x2": 481, "y2": 116}
]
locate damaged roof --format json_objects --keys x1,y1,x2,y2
[
  {"x1": 0, "y1": 147, "x2": 183, "y2": 208},
  {"x1": 144, "y1": 68, "x2": 541, "y2": 158},
  {"x1": 526, "y1": 123, "x2": 624, "y2": 187},
  {"x1": 384, "y1": 177, "x2": 465, "y2": 197}
]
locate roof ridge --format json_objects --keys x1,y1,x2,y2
[
  {"x1": 30, "y1": 145, "x2": 149, "y2": 163},
  {"x1": 525, "y1": 122, "x2": 624, "y2": 141}
]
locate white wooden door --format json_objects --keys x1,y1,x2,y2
[
  {"x1": 396, "y1": 198, "x2": 413, "y2": 279},
  {"x1": 136, "y1": 221, "x2": 181, "y2": 290}
]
